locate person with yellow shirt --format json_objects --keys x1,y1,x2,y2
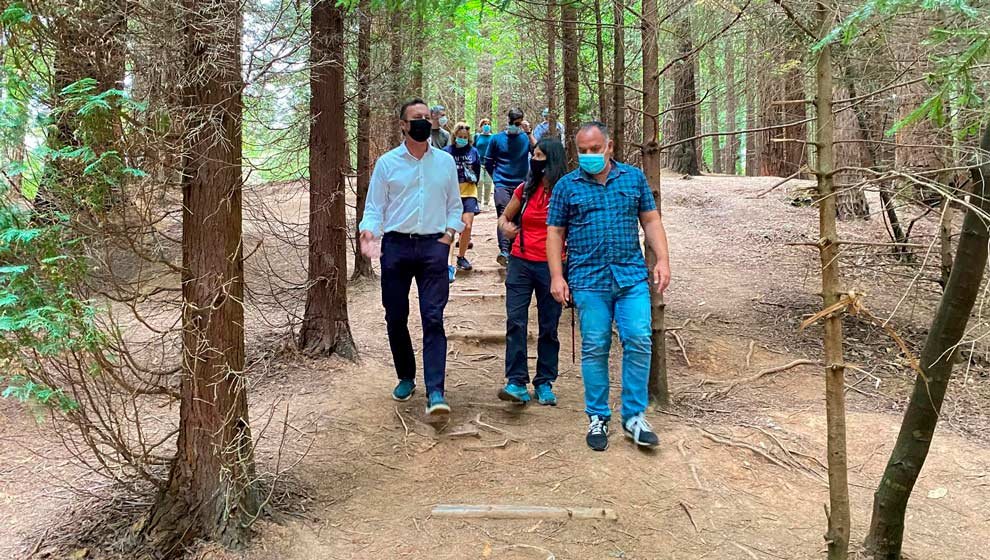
[{"x1": 443, "y1": 122, "x2": 482, "y2": 282}]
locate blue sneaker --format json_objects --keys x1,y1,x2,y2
[
  {"x1": 533, "y1": 383, "x2": 557, "y2": 406},
  {"x1": 426, "y1": 391, "x2": 451, "y2": 418},
  {"x1": 448, "y1": 265, "x2": 456, "y2": 284},
  {"x1": 392, "y1": 380, "x2": 416, "y2": 402},
  {"x1": 498, "y1": 383, "x2": 531, "y2": 404},
  {"x1": 496, "y1": 251, "x2": 509, "y2": 267}
]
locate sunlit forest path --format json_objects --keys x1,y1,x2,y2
[{"x1": 3, "y1": 173, "x2": 989, "y2": 559}]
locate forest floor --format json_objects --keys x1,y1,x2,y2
[{"x1": 2, "y1": 172, "x2": 990, "y2": 560}]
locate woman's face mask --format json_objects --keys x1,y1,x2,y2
[
  {"x1": 438, "y1": 116, "x2": 449, "y2": 127},
  {"x1": 482, "y1": 124, "x2": 492, "y2": 133},
  {"x1": 455, "y1": 137, "x2": 469, "y2": 148}
]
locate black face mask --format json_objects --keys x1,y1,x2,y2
[
  {"x1": 407, "y1": 119, "x2": 432, "y2": 142},
  {"x1": 530, "y1": 158, "x2": 547, "y2": 178}
]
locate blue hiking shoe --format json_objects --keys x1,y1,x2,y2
[
  {"x1": 392, "y1": 380, "x2": 416, "y2": 402},
  {"x1": 448, "y1": 265, "x2": 456, "y2": 284},
  {"x1": 533, "y1": 383, "x2": 557, "y2": 406},
  {"x1": 496, "y1": 251, "x2": 509, "y2": 267},
  {"x1": 498, "y1": 383, "x2": 531, "y2": 404},
  {"x1": 425, "y1": 391, "x2": 451, "y2": 418}
]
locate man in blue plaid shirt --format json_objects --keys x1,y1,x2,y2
[{"x1": 546, "y1": 121, "x2": 671, "y2": 452}]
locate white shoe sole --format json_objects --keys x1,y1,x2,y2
[
  {"x1": 623, "y1": 430, "x2": 660, "y2": 447},
  {"x1": 392, "y1": 388, "x2": 415, "y2": 402}
]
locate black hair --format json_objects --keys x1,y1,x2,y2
[
  {"x1": 507, "y1": 107, "x2": 524, "y2": 122},
  {"x1": 525, "y1": 138, "x2": 566, "y2": 199},
  {"x1": 514, "y1": 138, "x2": 566, "y2": 252},
  {"x1": 399, "y1": 98, "x2": 428, "y2": 120}
]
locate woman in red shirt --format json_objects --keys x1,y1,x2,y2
[{"x1": 496, "y1": 138, "x2": 567, "y2": 406}]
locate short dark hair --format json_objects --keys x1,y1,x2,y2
[
  {"x1": 508, "y1": 107, "x2": 524, "y2": 122},
  {"x1": 577, "y1": 120, "x2": 609, "y2": 140},
  {"x1": 399, "y1": 98, "x2": 428, "y2": 120}
]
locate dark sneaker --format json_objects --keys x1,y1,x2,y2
[
  {"x1": 586, "y1": 415, "x2": 609, "y2": 451},
  {"x1": 448, "y1": 265, "x2": 456, "y2": 284},
  {"x1": 622, "y1": 413, "x2": 660, "y2": 448},
  {"x1": 426, "y1": 391, "x2": 451, "y2": 418},
  {"x1": 533, "y1": 383, "x2": 557, "y2": 406},
  {"x1": 456, "y1": 256, "x2": 473, "y2": 271},
  {"x1": 392, "y1": 380, "x2": 416, "y2": 402},
  {"x1": 498, "y1": 383, "x2": 531, "y2": 404},
  {"x1": 496, "y1": 251, "x2": 509, "y2": 266}
]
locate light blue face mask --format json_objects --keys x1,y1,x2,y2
[
  {"x1": 482, "y1": 124, "x2": 492, "y2": 133},
  {"x1": 455, "y1": 138, "x2": 469, "y2": 148},
  {"x1": 506, "y1": 124, "x2": 522, "y2": 135},
  {"x1": 578, "y1": 153, "x2": 607, "y2": 175}
]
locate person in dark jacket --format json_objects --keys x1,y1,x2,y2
[
  {"x1": 474, "y1": 118, "x2": 495, "y2": 208},
  {"x1": 444, "y1": 122, "x2": 482, "y2": 281},
  {"x1": 484, "y1": 107, "x2": 532, "y2": 266}
]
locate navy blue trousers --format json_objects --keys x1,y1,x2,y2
[
  {"x1": 504, "y1": 256, "x2": 563, "y2": 387},
  {"x1": 494, "y1": 185, "x2": 515, "y2": 254},
  {"x1": 380, "y1": 233, "x2": 450, "y2": 394}
]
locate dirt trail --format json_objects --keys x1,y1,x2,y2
[{"x1": 1, "y1": 174, "x2": 988, "y2": 559}]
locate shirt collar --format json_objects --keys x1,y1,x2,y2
[
  {"x1": 400, "y1": 140, "x2": 434, "y2": 161},
  {"x1": 577, "y1": 159, "x2": 624, "y2": 184}
]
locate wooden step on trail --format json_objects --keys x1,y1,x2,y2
[
  {"x1": 447, "y1": 330, "x2": 532, "y2": 343},
  {"x1": 458, "y1": 265, "x2": 507, "y2": 278},
  {"x1": 431, "y1": 504, "x2": 618, "y2": 521},
  {"x1": 449, "y1": 292, "x2": 505, "y2": 301}
]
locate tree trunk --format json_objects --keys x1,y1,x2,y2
[
  {"x1": 409, "y1": 12, "x2": 424, "y2": 98},
  {"x1": 744, "y1": 41, "x2": 757, "y2": 176},
  {"x1": 834, "y1": 86, "x2": 870, "y2": 220},
  {"x1": 612, "y1": 0, "x2": 626, "y2": 161},
  {"x1": 667, "y1": 15, "x2": 699, "y2": 176},
  {"x1": 594, "y1": 0, "x2": 608, "y2": 121},
  {"x1": 938, "y1": 195, "x2": 953, "y2": 287},
  {"x1": 299, "y1": 0, "x2": 357, "y2": 358},
  {"x1": 388, "y1": 10, "x2": 404, "y2": 147},
  {"x1": 546, "y1": 0, "x2": 559, "y2": 140},
  {"x1": 476, "y1": 41, "x2": 494, "y2": 121},
  {"x1": 141, "y1": 0, "x2": 258, "y2": 554},
  {"x1": 760, "y1": 43, "x2": 807, "y2": 177},
  {"x1": 641, "y1": 0, "x2": 668, "y2": 407},
  {"x1": 865, "y1": 127, "x2": 990, "y2": 559},
  {"x1": 353, "y1": 0, "x2": 374, "y2": 279},
  {"x1": 706, "y1": 53, "x2": 723, "y2": 174},
  {"x1": 813, "y1": 13, "x2": 850, "y2": 559},
  {"x1": 561, "y1": 0, "x2": 580, "y2": 167},
  {"x1": 723, "y1": 28, "x2": 739, "y2": 174}
]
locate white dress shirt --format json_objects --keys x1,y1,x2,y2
[{"x1": 359, "y1": 141, "x2": 464, "y2": 238}]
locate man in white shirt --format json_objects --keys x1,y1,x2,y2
[{"x1": 360, "y1": 98, "x2": 464, "y2": 419}]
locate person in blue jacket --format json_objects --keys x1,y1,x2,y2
[{"x1": 484, "y1": 107, "x2": 532, "y2": 266}]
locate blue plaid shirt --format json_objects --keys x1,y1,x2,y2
[{"x1": 546, "y1": 161, "x2": 656, "y2": 290}]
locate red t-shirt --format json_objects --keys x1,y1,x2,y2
[{"x1": 511, "y1": 183, "x2": 552, "y2": 262}]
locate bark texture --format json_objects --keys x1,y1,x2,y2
[
  {"x1": 353, "y1": 0, "x2": 374, "y2": 279},
  {"x1": 299, "y1": 0, "x2": 357, "y2": 358}
]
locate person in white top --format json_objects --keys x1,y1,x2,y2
[{"x1": 359, "y1": 98, "x2": 464, "y2": 419}]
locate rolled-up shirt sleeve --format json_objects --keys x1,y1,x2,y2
[
  {"x1": 445, "y1": 159, "x2": 465, "y2": 233},
  {"x1": 358, "y1": 159, "x2": 388, "y2": 237}
]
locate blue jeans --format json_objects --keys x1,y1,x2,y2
[
  {"x1": 572, "y1": 279, "x2": 652, "y2": 420},
  {"x1": 380, "y1": 232, "x2": 450, "y2": 394},
  {"x1": 504, "y1": 256, "x2": 563, "y2": 387}
]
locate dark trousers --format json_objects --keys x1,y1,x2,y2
[
  {"x1": 504, "y1": 256, "x2": 563, "y2": 387},
  {"x1": 380, "y1": 233, "x2": 450, "y2": 394},
  {"x1": 494, "y1": 185, "x2": 515, "y2": 254}
]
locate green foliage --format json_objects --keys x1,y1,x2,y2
[{"x1": 0, "y1": 375, "x2": 77, "y2": 412}]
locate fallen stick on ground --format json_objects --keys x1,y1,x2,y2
[
  {"x1": 700, "y1": 359, "x2": 820, "y2": 395},
  {"x1": 472, "y1": 413, "x2": 521, "y2": 442},
  {"x1": 464, "y1": 439, "x2": 509, "y2": 451},
  {"x1": 671, "y1": 331, "x2": 691, "y2": 367},
  {"x1": 495, "y1": 544, "x2": 556, "y2": 560},
  {"x1": 431, "y1": 504, "x2": 618, "y2": 521},
  {"x1": 698, "y1": 428, "x2": 792, "y2": 470},
  {"x1": 745, "y1": 340, "x2": 756, "y2": 368},
  {"x1": 679, "y1": 501, "x2": 699, "y2": 533}
]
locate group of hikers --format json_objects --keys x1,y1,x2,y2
[{"x1": 359, "y1": 99, "x2": 671, "y2": 452}]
